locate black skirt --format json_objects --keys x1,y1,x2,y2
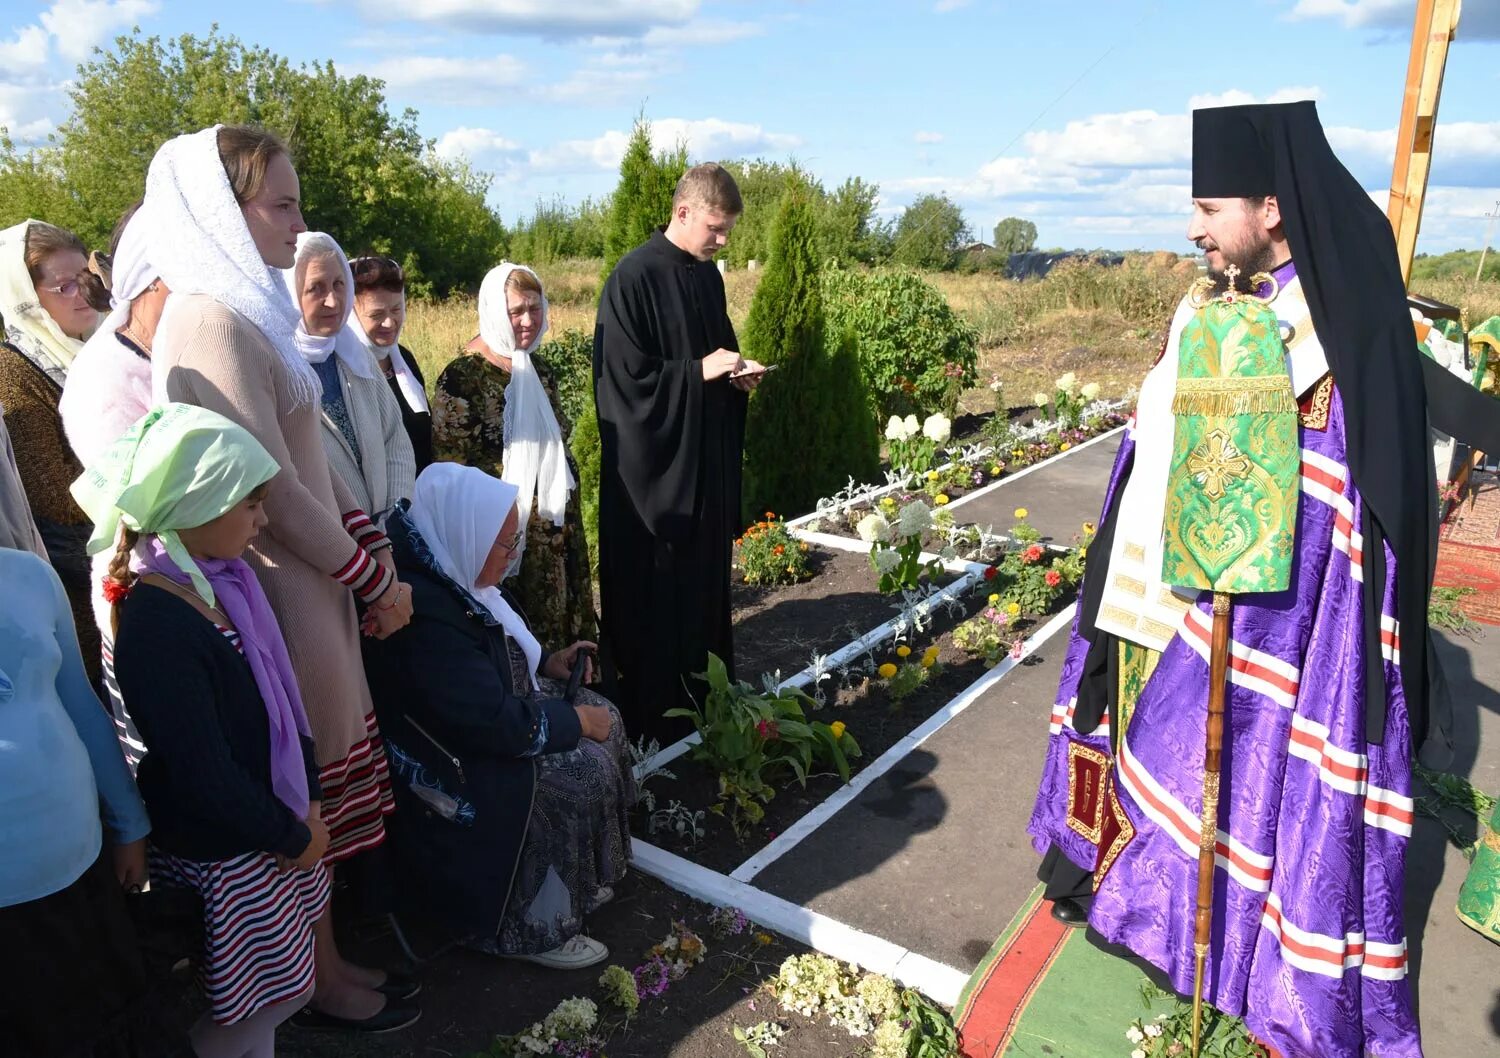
[{"x1": 0, "y1": 851, "x2": 181, "y2": 1057}]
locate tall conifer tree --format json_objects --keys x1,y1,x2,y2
[{"x1": 601, "y1": 115, "x2": 689, "y2": 280}]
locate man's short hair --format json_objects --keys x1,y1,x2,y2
[{"x1": 672, "y1": 163, "x2": 743, "y2": 215}]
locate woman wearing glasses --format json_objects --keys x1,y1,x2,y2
[
  {"x1": 350, "y1": 255, "x2": 432, "y2": 470},
  {"x1": 0, "y1": 220, "x2": 103, "y2": 682},
  {"x1": 431, "y1": 263, "x2": 594, "y2": 651}
]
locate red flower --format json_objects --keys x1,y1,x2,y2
[
  {"x1": 101, "y1": 577, "x2": 131, "y2": 604},
  {"x1": 983, "y1": 566, "x2": 998, "y2": 581},
  {"x1": 1045, "y1": 569, "x2": 1062, "y2": 587},
  {"x1": 1023, "y1": 545, "x2": 1044, "y2": 564},
  {"x1": 756, "y1": 719, "x2": 781, "y2": 741}
]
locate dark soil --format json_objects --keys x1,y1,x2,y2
[
  {"x1": 639, "y1": 584, "x2": 1071, "y2": 875},
  {"x1": 276, "y1": 872, "x2": 864, "y2": 1058},
  {"x1": 729, "y1": 546, "x2": 961, "y2": 685}
]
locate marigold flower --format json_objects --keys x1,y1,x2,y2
[
  {"x1": 773, "y1": 545, "x2": 785, "y2": 556},
  {"x1": 988, "y1": 593, "x2": 1000, "y2": 605},
  {"x1": 896, "y1": 645, "x2": 911, "y2": 658},
  {"x1": 878, "y1": 663, "x2": 898, "y2": 679},
  {"x1": 765, "y1": 511, "x2": 775, "y2": 518},
  {"x1": 1014, "y1": 507, "x2": 1029, "y2": 519},
  {"x1": 935, "y1": 493, "x2": 950, "y2": 505},
  {"x1": 1045, "y1": 569, "x2": 1062, "y2": 587},
  {"x1": 926, "y1": 470, "x2": 939, "y2": 481},
  {"x1": 799, "y1": 542, "x2": 809, "y2": 551},
  {"x1": 990, "y1": 464, "x2": 1003, "y2": 476},
  {"x1": 830, "y1": 720, "x2": 847, "y2": 739},
  {"x1": 1060, "y1": 442, "x2": 1072, "y2": 451},
  {"x1": 1007, "y1": 601, "x2": 1021, "y2": 616},
  {"x1": 1083, "y1": 521, "x2": 1096, "y2": 533},
  {"x1": 920, "y1": 655, "x2": 936, "y2": 669}
]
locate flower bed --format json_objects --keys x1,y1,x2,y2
[{"x1": 633, "y1": 576, "x2": 1078, "y2": 875}]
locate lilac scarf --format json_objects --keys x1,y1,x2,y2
[{"x1": 135, "y1": 536, "x2": 312, "y2": 816}]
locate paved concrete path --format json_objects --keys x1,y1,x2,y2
[{"x1": 948, "y1": 432, "x2": 1122, "y2": 545}]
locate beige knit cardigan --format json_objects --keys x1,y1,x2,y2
[
  {"x1": 318, "y1": 357, "x2": 416, "y2": 525},
  {"x1": 155, "y1": 295, "x2": 391, "y2": 770}
]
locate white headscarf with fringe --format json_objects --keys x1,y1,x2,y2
[{"x1": 477, "y1": 262, "x2": 573, "y2": 536}]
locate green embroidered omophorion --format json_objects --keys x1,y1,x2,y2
[
  {"x1": 1457, "y1": 802, "x2": 1500, "y2": 944},
  {"x1": 1161, "y1": 274, "x2": 1300, "y2": 594}
]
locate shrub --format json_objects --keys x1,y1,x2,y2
[
  {"x1": 538, "y1": 328, "x2": 594, "y2": 438},
  {"x1": 741, "y1": 183, "x2": 880, "y2": 520},
  {"x1": 568, "y1": 401, "x2": 601, "y2": 579},
  {"x1": 823, "y1": 267, "x2": 979, "y2": 420}
]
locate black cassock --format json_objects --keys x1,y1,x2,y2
[{"x1": 593, "y1": 230, "x2": 746, "y2": 745}]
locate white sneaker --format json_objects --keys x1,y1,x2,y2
[
  {"x1": 510, "y1": 934, "x2": 610, "y2": 970},
  {"x1": 590, "y1": 885, "x2": 615, "y2": 909}
]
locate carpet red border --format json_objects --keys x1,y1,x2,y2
[{"x1": 957, "y1": 899, "x2": 1072, "y2": 1058}]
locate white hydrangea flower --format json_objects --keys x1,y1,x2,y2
[
  {"x1": 902, "y1": 413, "x2": 919, "y2": 438},
  {"x1": 1143, "y1": 1023, "x2": 1163, "y2": 1038},
  {"x1": 1081, "y1": 381, "x2": 1101, "y2": 400},
  {"x1": 856, "y1": 511, "x2": 891, "y2": 543},
  {"x1": 1032, "y1": 390, "x2": 1051, "y2": 407},
  {"x1": 922, "y1": 412, "x2": 952, "y2": 443},
  {"x1": 872, "y1": 549, "x2": 901, "y2": 573},
  {"x1": 1130, "y1": 1050, "x2": 1146, "y2": 1058},
  {"x1": 1126, "y1": 1026, "x2": 1145, "y2": 1044},
  {"x1": 885, "y1": 415, "x2": 906, "y2": 441},
  {"x1": 897, "y1": 500, "x2": 933, "y2": 537},
  {"x1": 1056, "y1": 371, "x2": 1078, "y2": 395}
]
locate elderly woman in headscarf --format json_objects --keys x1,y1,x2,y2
[
  {"x1": 143, "y1": 123, "x2": 416, "y2": 1032},
  {"x1": 431, "y1": 263, "x2": 593, "y2": 649},
  {"x1": 0, "y1": 219, "x2": 103, "y2": 682},
  {"x1": 59, "y1": 204, "x2": 171, "y2": 767},
  {"x1": 284, "y1": 232, "x2": 415, "y2": 527},
  {"x1": 363, "y1": 462, "x2": 632, "y2": 970},
  {"x1": 72, "y1": 402, "x2": 382, "y2": 1053}
]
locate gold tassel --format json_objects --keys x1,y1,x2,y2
[{"x1": 1171, "y1": 375, "x2": 1297, "y2": 417}]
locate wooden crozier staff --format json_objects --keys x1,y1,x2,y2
[{"x1": 1160, "y1": 265, "x2": 1300, "y2": 1056}]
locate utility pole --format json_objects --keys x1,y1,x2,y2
[{"x1": 1476, "y1": 200, "x2": 1499, "y2": 283}]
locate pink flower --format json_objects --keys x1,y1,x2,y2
[
  {"x1": 756, "y1": 719, "x2": 780, "y2": 741},
  {"x1": 1045, "y1": 569, "x2": 1062, "y2": 587},
  {"x1": 1010, "y1": 638, "x2": 1025, "y2": 659}
]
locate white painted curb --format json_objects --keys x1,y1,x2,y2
[{"x1": 630, "y1": 838, "x2": 971, "y2": 1007}]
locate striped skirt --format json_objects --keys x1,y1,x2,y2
[
  {"x1": 318, "y1": 708, "x2": 397, "y2": 862},
  {"x1": 152, "y1": 849, "x2": 330, "y2": 1025}
]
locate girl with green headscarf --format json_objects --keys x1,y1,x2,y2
[{"x1": 72, "y1": 402, "x2": 341, "y2": 1053}]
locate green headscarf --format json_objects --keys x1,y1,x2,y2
[{"x1": 70, "y1": 403, "x2": 279, "y2": 607}]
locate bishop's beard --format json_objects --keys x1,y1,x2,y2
[{"x1": 1207, "y1": 237, "x2": 1279, "y2": 294}]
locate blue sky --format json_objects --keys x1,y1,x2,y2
[{"x1": 2, "y1": 0, "x2": 1498, "y2": 253}]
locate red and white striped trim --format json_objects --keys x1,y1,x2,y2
[
  {"x1": 1260, "y1": 892, "x2": 1408, "y2": 981},
  {"x1": 1180, "y1": 605, "x2": 1301, "y2": 710},
  {"x1": 1300, "y1": 449, "x2": 1363, "y2": 582},
  {"x1": 1115, "y1": 738, "x2": 1274, "y2": 892},
  {"x1": 1049, "y1": 696, "x2": 1110, "y2": 738},
  {"x1": 1286, "y1": 715, "x2": 1414, "y2": 837},
  {"x1": 1381, "y1": 614, "x2": 1401, "y2": 666}
]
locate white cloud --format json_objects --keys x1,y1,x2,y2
[
  {"x1": 525, "y1": 116, "x2": 801, "y2": 175},
  {"x1": 377, "y1": 0, "x2": 700, "y2": 38},
  {"x1": 0, "y1": 25, "x2": 51, "y2": 75},
  {"x1": 434, "y1": 127, "x2": 525, "y2": 164},
  {"x1": 914, "y1": 130, "x2": 944, "y2": 144},
  {"x1": 362, "y1": 54, "x2": 528, "y2": 104},
  {"x1": 1289, "y1": 0, "x2": 1500, "y2": 41},
  {"x1": 534, "y1": 49, "x2": 659, "y2": 104},
  {"x1": 639, "y1": 19, "x2": 762, "y2": 47},
  {"x1": 38, "y1": 0, "x2": 161, "y2": 63},
  {"x1": 1188, "y1": 85, "x2": 1323, "y2": 110},
  {"x1": 0, "y1": 80, "x2": 60, "y2": 144}
]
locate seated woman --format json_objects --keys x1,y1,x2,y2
[
  {"x1": 364, "y1": 462, "x2": 632, "y2": 970},
  {"x1": 431, "y1": 263, "x2": 593, "y2": 649}
]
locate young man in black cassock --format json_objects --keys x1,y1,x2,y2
[{"x1": 593, "y1": 164, "x2": 766, "y2": 746}]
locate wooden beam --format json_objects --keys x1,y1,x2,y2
[{"x1": 1387, "y1": 0, "x2": 1463, "y2": 287}]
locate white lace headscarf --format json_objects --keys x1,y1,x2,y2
[
  {"x1": 142, "y1": 125, "x2": 318, "y2": 406},
  {"x1": 477, "y1": 262, "x2": 573, "y2": 539},
  {"x1": 282, "y1": 232, "x2": 377, "y2": 380}
]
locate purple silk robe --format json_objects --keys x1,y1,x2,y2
[{"x1": 1027, "y1": 387, "x2": 1419, "y2": 1058}]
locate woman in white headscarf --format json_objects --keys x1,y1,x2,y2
[
  {"x1": 283, "y1": 232, "x2": 415, "y2": 525},
  {"x1": 59, "y1": 203, "x2": 172, "y2": 769},
  {"x1": 144, "y1": 124, "x2": 418, "y2": 1033},
  {"x1": 430, "y1": 263, "x2": 593, "y2": 649},
  {"x1": 0, "y1": 218, "x2": 103, "y2": 683},
  {"x1": 364, "y1": 462, "x2": 632, "y2": 970}
]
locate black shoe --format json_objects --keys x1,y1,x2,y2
[
  {"x1": 290, "y1": 999, "x2": 422, "y2": 1034},
  {"x1": 1049, "y1": 897, "x2": 1090, "y2": 928},
  {"x1": 375, "y1": 972, "x2": 421, "y2": 1000}
]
